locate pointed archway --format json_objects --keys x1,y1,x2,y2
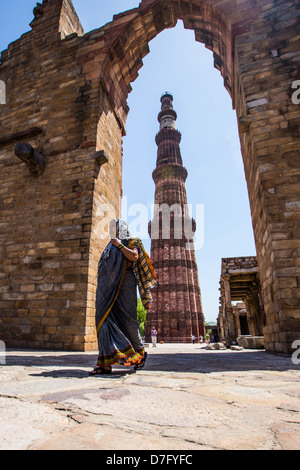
[{"x1": 78, "y1": 0, "x2": 299, "y2": 354}]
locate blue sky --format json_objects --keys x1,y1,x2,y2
[{"x1": 0, "y1": 1, "x2": 257, "y2": 323}]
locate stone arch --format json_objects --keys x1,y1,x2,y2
[
  {"x1": 100, "y1": 0, "x2": 235, "y2": 124},
  {"x1": 83, "y1": 0, "x2": 299, "y2": 354}
]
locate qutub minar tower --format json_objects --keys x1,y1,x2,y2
[{"x1": 145, "y1": 93, "x2": 205, "y2": 343}]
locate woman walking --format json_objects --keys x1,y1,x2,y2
[{"x1": 90, "y1": 219, "x2": 156, "y2": 376}]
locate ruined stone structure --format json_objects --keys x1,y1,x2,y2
[
  {"x1": 0, "y1": 0, "x2": 299, "y2": 353},
  {"x1": 218, "y1": 257, "x2": 264, "y2": 346},
  {"x1": 218, "y1": 301, "x2": 251, "y2": 341},
  {"x1": 145, "y1": 93, "x2": 205, "y2": 343}
]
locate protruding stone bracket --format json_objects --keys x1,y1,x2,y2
[
  {"x1": 93, "y1": 150, "x2": 109, "y2": 166},
  {"x1": 238, "y1": 116, "x2": 252, "y2": 134},
  {"x1": 14, "y1": 142, "x2": 46, "y2": 176},
  {"x1": 92, "y1": 150, "x2": 109, "y2": 178}
]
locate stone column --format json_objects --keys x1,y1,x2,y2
[
  {"x1": 223, "y1": 275, "x2": 236, "y2": 346},
  {"x1": 244, "y1": 289, "x2": 264, "y2": 337}
]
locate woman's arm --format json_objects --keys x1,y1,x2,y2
[{"x1": 111, "y1": 238, "x2": 138, "y2": 262}]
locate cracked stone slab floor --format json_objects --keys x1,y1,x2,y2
[{"x1": 0, "y1": 344, "x2": 299, "y2": 450}]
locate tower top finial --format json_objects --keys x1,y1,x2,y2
[
  {"x1": 158, "y1": 92, "x2": 177, "y2": 130},
  {"x1": 160, "y1": 91, "x2": 173, "y2": 102}
]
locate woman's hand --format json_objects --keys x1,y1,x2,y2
[
  {"x1": 111, "y1": 238, "x2": 121, "y2": 247},
  {"x1": 111, "y1": 238, "x2": 138, "y2": 263}
]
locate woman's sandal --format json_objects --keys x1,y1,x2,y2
[
  {"x1": 89, "y1": 366, "x2": 112, "y2": 376},
  {"x1": 134, "y1": 352, "x2": 148, "y2": 370}
]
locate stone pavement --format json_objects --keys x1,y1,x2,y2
[{"x1": 0, "y1": 343, "x2": 299, "y2": 450}]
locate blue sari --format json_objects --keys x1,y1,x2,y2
[{"x1": 95, "y1": 239, "x2": 145, "y2": 368}]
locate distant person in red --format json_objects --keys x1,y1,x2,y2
[{"x1": 151, "y1": 327, "x2": 157, "y2": 347}]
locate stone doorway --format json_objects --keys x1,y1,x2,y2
[{"x1": 239, "y1": 315, "x2": 249, "y2": 337}]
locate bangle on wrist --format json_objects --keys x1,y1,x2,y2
[{"x1": 118, "y1": 243, "x2": 124, "y2": 250}]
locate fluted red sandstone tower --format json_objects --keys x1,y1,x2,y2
[{"x1": 145, "y1": 93, "x2": 205, "y2": 343}]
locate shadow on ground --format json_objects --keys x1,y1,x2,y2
[{"x1": 4, "y1": 348, "x2": 298, "y2": 380}]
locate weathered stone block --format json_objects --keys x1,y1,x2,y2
[
  {"x1": 206, "y1": 343, "x2": 227, "y2": 350},
  {"x1": 14, "y1": 143, "x2": 46, "y2": 176},
  {"x1": 237, "y1": 336, "x2": 265, "y2": 349}
]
